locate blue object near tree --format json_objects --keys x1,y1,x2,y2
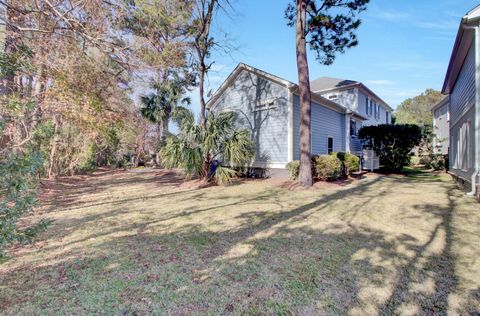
[{"x1": 208, "y1": 160, "x2": 220, "y2": 178}]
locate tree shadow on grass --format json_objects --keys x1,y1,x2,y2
[{"x1": 2, "y1": 171, "x2": 478, "y2": 314}]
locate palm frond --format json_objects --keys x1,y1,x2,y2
[{"x1": 213, "y1": 165, "x2": 237, "y2": 185}]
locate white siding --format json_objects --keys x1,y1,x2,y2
[
  {"x1": 433, "y1": 101, "x2": 450, "y2": 155},
  {"x1": 358, "y1": 90, "x2": 391, "y2": 126},
  {"x1": 319, "y1": 88, "x2": 358, "y2": 112}
]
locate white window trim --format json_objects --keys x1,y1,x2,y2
[{"x1": 327, "y1": 136, "x2": 334, "y2": 154}]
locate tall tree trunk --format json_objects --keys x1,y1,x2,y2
[
  {"x1": 296, "y1": 0, "x2": 313, "y2": 186},
  {"x1": 47, "y1": 118, "x2": 59, "y2": 179},
  {"x1": 199, "y1": 62, "x2": 206, "y2": 128},
  {"x1": 162, "y1": 116, "x2": 169, "y2": 135}
]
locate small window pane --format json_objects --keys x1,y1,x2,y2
[{"x1": 328, "y1": 137, "x2": 334, "y2": 154}]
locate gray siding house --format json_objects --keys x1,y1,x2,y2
[
  {"x1": 207, "y1": 63, "x2": 383, "y2": 173},
  {"x1": 310, "y1": 77, "x2": 393, "y2": 153},
  {"x1": 442, "y1": 5, "x2": 480, "y2": 196},
  {"x1": 432, "y1": 97, "x2": 450, "y2": 155}
]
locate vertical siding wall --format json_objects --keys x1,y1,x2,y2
[
  {"x1": 320, "y1": 89, "x2": 358, "y2": 112},
  {"x1": 449, "y1": 43, "x2": 476, "y2": 183},
  {"x1": 292, "y1": 95, "x2": 346, "y2": 160},
  {"x1": 433, "y1": 102, "x2": 450, "y2": 155},
  {"x1": 358, "y1": 90, "x2": 391, "y2": 126},
  {"x1": 212, "y1": 70, "x2": 289, "y2": 165},
  {"x1": 450, "y1": 44, "x2": 475, "y2": 123}
]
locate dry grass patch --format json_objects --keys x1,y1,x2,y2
[{"x1": 1, "y1": 168, "x2": 479, "y2": 315}]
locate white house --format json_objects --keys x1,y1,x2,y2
[{"x1": 432, "y1": 97, "x2": 450, "y2": 155}]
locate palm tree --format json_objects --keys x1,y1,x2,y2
[
  {"x1": 161, "y1": 109, "x2": 254, "y2": 184},
  {"x1": 140, "y1": 80, "x2": 191, "y2": 141}
]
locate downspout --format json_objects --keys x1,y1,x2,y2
[
  {"x1": 345, "y1": 110, "x2": 351, "y2": 153},
  {"x1": 463, "y1": 21, "x2": 480, "y2": 196}
]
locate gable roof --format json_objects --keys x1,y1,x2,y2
[
  {"x1": 310, "y1": 77, "x2": 360, "y2": 92},
  {"x1": 431, "y1": 95, "x2": 449, "y2": 112},
  {"x1": 206, "y1": 63, "x2": 367, "y2": 121},
  {"x1": 311, "y1": 76, "x2": 393, "y2": 111},
  {"x1": 442, "y1": 5, "x2": 480, "y2": 94}
]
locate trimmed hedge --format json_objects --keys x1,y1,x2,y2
[
  {"x1": 286, "y1": 160, "x2": 300, "y2": 180},
  {"x1": 314, "y1": 155, "x2": 341, "y2": 181},
  {"x1": 344, "y1": 153, "x2": 360, "y2": 174},
  {"x1": 286, "y1": 152, "x2": 360, "y2": 181}
]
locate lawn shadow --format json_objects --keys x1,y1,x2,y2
[{"x1": 1, "y1": 169, "x2": 478, "y2": 314}]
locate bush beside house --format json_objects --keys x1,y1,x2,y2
[
  {"x1": 287, "y1": 152, "x2": 360, "y2": 181},
  {"x1": 358, "y1": 124, "x2": 422, "y2": 171}
]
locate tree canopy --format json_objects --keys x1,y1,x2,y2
[{"x1": 395, "y1": 89, "x2": 445, "y2": 126}]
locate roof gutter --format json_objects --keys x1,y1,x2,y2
[{"x1": 462, "y1": 22, "x2": 480, "y2": 197}]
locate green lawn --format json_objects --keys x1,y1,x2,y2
[{"x1": 1, "y1": 169, "x2": 479, "y2": 315}]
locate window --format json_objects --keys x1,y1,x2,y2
[
  {"x1": 456, "y1": 121, "x2": 471, "y2": 171},
  {"x1": 350, "y1": 120, "x2": 357, "y2": 137},
  {"x1": 327, "y1": 137, "x2": 334, "y2": 154},
  {"x1": 386, "y1": 112, "x2": 390, "y2": 124},
  {"x1": 365, "y1": 97, "x2": 369, "y2": 115}
]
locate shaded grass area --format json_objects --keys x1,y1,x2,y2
[{"x1": 1, "y1": 169, "x2": 479, "y2": 315}]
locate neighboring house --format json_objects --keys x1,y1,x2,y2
[
  {"x1": 441, "y1": 5, "x2": 480, "y2": 197},
  {"x1": 432, "y1": 97, "x2": 450, "y2": 155},
  {"x1": 207, "y1": 63, "x2": 389, "y2": 175},
  {"x1": 310, "y1": 77, "x2": 393, "y2": 153}
]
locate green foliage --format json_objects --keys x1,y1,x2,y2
[
  {"x1": 0, "y1": 45, "x2": 34, "y2": 79},
  {"x1": 344, "y1": 153, "x2": 360, "y2": 174},
  {"x1": 0, "y1": 150, "x2": 50, "y2": 259},
  {"x1": 81, "y1": 143, "x2": 98, "y2": 172},
  {"x1": 420, "y1": 154, "x2": 446, "y2": 171},
  {"x1": 213, "y1": 165, "x2": 237, "y2": 185},
  {"x1": 286, "y1": 160, "x2": 300, "y2": 180},
  {"x1": 359, "y1": 124, "x2": 422, "y2": 171},
  {"x1": 395, "y1": 89, "x2": 444, "y2": 126},
  {"x1": 284, "y1": 0, "x2": 370, "y2": 65},
  {"x1": 140, "y1": 79, "x2": 191, "y2": 126},
  {"x1": 314, "y1": 155, "x2": 341, "y2": 181},
  {"x1": 160, "y1": 110, "x2": 254, "y2": 184},
  {"x1": 288, "y1": 153, "x2": 358, "y2": 182}
]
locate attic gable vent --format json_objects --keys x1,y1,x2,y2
[{"x1": 254, "y1": 97, "x2": 277, "y2": 112}]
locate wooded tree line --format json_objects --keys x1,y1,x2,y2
[
  {"x1": 0, "y1": 0, "x2": 229, "y2": 177},
  {"x1": 0, "y1": 0, "x2": 234, "y2": 255}
]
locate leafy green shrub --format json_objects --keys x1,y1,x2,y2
[
  {"x1": 286, "y1": 160, "x2": 300, "y2": 180},
  {"x1": 410, "y1": 155, "x2": 421, "y2": 166},
  {"x1": 358, "y1": 124, "x2": 422, "y2": 171},
  {"x1": 314, "y1": 155, "x2": 341, "y2": 181},
  {"x1": 431, "y1": 155, "x2": 446, "y2": 171},
  {"x1": 0, "y1": 150, "x2": 50, "y2": 259},
  {"x1": 161, "y1": 110, "x2": 254, "y2": 185},
  {"x1": 421, "y1": 154, "x2": 445, "y2": 170},
  {"x1": 344, "y1": 153, "x2": 360, "y2": 174}
]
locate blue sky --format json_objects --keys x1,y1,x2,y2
[{"x1": 194, "y1": 0, "x2": 478, "y2": 112}]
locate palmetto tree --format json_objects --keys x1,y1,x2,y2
[
  {"x1": 140, "y1": 80, "x2": 191, "y2": 141},
  {"x1": 161, "y1": 109, "x2": 254, "y2": 184}
]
